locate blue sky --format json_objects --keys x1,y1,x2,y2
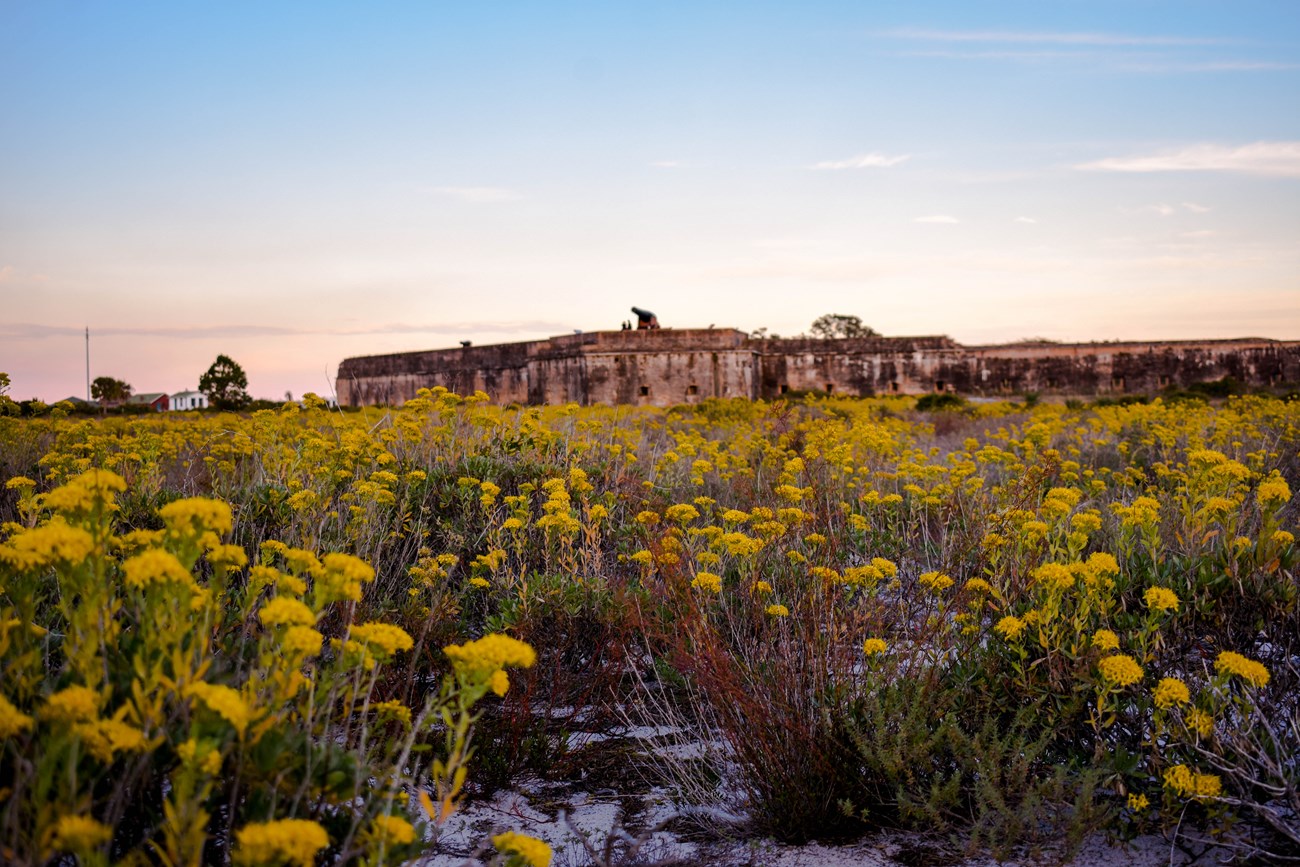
[{"x1": 2, "y1": 1, "x2": 1297, "y2": 401}]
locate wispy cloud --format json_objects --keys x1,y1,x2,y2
[
  {"x1": 429, "y1": 186, "x2": 522, "y2": 203},
  {"x1": 1182, "y1": 202, "x2": 1212, "y2": 213},
  {"x1": 0, "y1": 265, "x2": 13, "y2": 283},
  {"x1": 879, "y1": 28, "x2": 1226, "y2": 47},
  {"x1": 2, "y1": 321, "x2": 571, "y2": 341},
  {"x1": 651, "y1": 160, "x2": 684, "y2": 168},
  {"x1": 1077, "y1": 141, "x2": 1300, "y2": 177},
  {"x1": 914, "y1": 215, "x2": 960, "y2": 224},
  {"x1": 810, "y1": 152, "x2": 910, "y2": 170}
]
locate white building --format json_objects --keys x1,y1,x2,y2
[{"x1": 169, "y1": 390, "x2": 208, "y2": 411}]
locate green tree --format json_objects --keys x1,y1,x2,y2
[
  {"x1": 91, "y1": 376, "x2": 132, "y2": 405},
  {"x1": 199, "y1": 355, "x2": 251, "y2": 410},
  {"x1": 0, "y1": 372, "x2": 17, "y2": 416},
  {"x1": 809, "y1": 314, "x2": 878, "y2": 340}
]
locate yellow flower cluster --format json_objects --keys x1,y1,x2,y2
[
  {"x1": 1091, "y1": 630, "x2": 1120, "y2": 652},
  {"x1": 259, "y1": 596, "x2": 316, "y2": 628},
  {"x1": 367, "y1": 814, "x2": 416, "y2": 846},
  {"x1": 443, "y1": 633, "x2": 537, "y2": 679},
  {"x1": 282, "y1": 625, "x2": 324, "y2": 657},
  {"x1": 76, "y1": 717, "x2": 148, "y2": 762},
  {"x1": 40, "y1": 469, "x2": 126, "y2": 516},
  {"x1": 233, "y1": 818, "x2": 330, "y2": 867},
  {"x1": 122, "y1": 549, "x2": 193, "y2": 591},
  {"x1": 159, "y1": 497, "x2": 234, "y2": 539},
  {"x1": 1256, "y1": 472, "x2": 1291, "y2": 508},
  {"x1": 994, "y1": 615, "x2": 1026, "y2": 641},
  {"x1": 1031, "y1": 563, "x2": 1074, "y2": 593},
  {"x1": 185, "y1": 682, "x2": 251, "y2": 736},
  {"x1": 1153, "y1": 677, "x2": 1191, "y2": 708},
  {"x1": 51, "y1": 814, "x2": 113, "y2": 853},
  {"x1": 0, "y1": 694, "x2": 35, "y2": 738},
  {"x1": 862, "y1": 638, "x2": 887, "y2": 656},
  {"x1": 1098, "y1": 654, "x2": 1143, "y2": 686},
  {"x1": 1163, "y1": 764, "x2": 1222, "y2": 800},
  {"x1": 40, "y1": 685, "x2": 101, "y2": 723},
  {"x1": 492, "y1": 830, "x2": 553, "y2": 867},
  {"x1": 918, "y1": 571, "x2": 954, "y2": 593},
  {"x1": 0, "y1": 519, "x2": 95, "y2": 571},
  {"x1": 1214, "y1": 650, "x2": 1270, "y2": 687},
  {"x1": 317, "y1": 552, "x2": 376, "y2": 604},
  {"x1": 765, "y1": 604, "x2": 789, "y2": 617},
  {"x1": 1143, "y1": 586, "x2": 1179, "y2": 613},
  {"x1": 350, "y1": 622, "x2": 414, "y2": 658},
  {"x1": 690, "y1": 572, "x2": 723, "y2": 593}
]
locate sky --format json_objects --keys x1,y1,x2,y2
[{"x1": 1, "y1": 0, "x2": 1298, "y2": 402}]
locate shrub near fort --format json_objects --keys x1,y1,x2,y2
[{"x1": 1, "y1": 386, "x2": 1297, "y2": 862}]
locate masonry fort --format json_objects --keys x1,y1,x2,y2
[{"x1": 335, "y1": 327, "x2": 1300, "y2": 408}]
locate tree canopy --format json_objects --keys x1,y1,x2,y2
[
  {"x1": 91, "y1": 376, "x2": 132, "y2": 404},
  {"x1": 809, "y1": 314, "x2": 878, "y2": 340},
  {"x1": 199, "y1": 355, "x2": 251, "y2": 410}
]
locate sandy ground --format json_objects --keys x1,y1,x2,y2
[
  {"x1": 416, "y1": 722, "x2": 1234, "y2": 867},
  {"x1": 420, "y1": 782, "x2": 1213, "y2": 866}
]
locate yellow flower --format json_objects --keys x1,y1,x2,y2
[
  {"x1": 1091, "y1": 630, "x2": 1120, "y2": 652},
  {"x1": 492, "y1": 831, "x2": 553, "y2": 867},
  {"x1": 40, "y1": 469, "x2": 126, "y2": 516},
  {"x1": 1098, "y1": 654, "x2": 1144, "y2": 686},
  {"x1": 1163, "y1": 765, "x2": 1221, "y2": 800},
  {"x1": 1214, "y1": 650, "x2": 1270, "y2": 687},
  {"x1": 317, "y1": 552, "x2": 376, "y2": 604},
  {"x1": 443, "y1": 634, "x2": 537, "y2": 679},
  {"x1": 1143, "y1": 586, "x2": 1179, "y2": 613},
  {"x1": 122, "y1": 549, "x2": 194, "y2": 591},
  {"x1": 259, "y1": 597, "x2": 316, "y2": 629},
  {"x1": 1031, "y1": 563, "x2": 1074, "y2": 593},
  {"x1": 159, "y1": 497, "x2": 234, "y2": 538},
  {"x1": 918, "y1": 571, "x2": 954, "y2": 593},
  {"x1": 185, "y1": 682, "x2": 251, "y2": 736},
  {"x1": 51, "y1": 814, "x2": 113, "y2": 853},
  {"x1": 994, "y1": 615, "x2": 1026, "y2": 641},
  {"x1": 40, "y1": 685, "x2": 101, "y2": 724},
  {"x1": 765, "y1": 604, "x2": 789, "y2": 617},
  {"x1": 0, "y1": 519, "x2": 96, "y2": 571},
  {"x1": 1127, "y1": 793, "x2": 1149, "y2": 812},
  {"x1": 963, "y1": 578, "x2": 993, "y2": 595},
  {"x1": 367, "y1": 814, "x2": 416, "y2": 846},
  {"x1": 1257, "y1": 473, "x2": 1291, "y2": 508},
  {"x1": 233, "y1": 818, "x2": 330, "y2": 867},
  {"x1": 1153, "y1": 677, "x2": 1191, "y2": 708},
  {"x1": 754, "y1": 580, "x2": 773, "y2": 595},
  {"x1": 862, "y1": 638, "x2": 887, "y2": 656},
  {"x1": 690, "y1": 572, "x2": 723, "y2": 593},
  {"x1": 283, "y1": 626, "x2": 323, "y2": 657},
  {"x1": 349, "y1": 622, "x2": 414, "y2": 659},
  {"x1": 75, "y1": 717, "x2": 148, "y2": 762},
  {"x1": 490, "y1": 670, "x2": 511, "y2": 696},
  {"x1": 0, "y1": 694, "x2": 35, "y2": 739},
  {"x1": 1185, "y1": 707, "x2": 1214, "y2": 738},
  {"x1": 665, "y1": 504, "x2": 700, "y2": 524}
]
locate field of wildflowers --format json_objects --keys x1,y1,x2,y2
[{"x1": 1, "y1": 386, "x2": 1297, "y2": 864}]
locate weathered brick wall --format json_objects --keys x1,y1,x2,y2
[{"x1": 336, "y1": 331, "x2": 1300, "y2": 406}]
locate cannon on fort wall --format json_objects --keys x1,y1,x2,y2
[{"x1": 631, "y1": 306, "x2": 660, "y2": 330}]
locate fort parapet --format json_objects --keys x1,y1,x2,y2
[{"x1": 336, "y1": 330, "x2": 1300, "y2": 407}]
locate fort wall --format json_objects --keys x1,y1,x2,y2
[{"x1": 336, "y1": 331, "x2": 1300, "y2": 407}]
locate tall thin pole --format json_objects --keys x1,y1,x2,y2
[{"x1": 85, "y1": 327, "x2": 90, "y2": 401}]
